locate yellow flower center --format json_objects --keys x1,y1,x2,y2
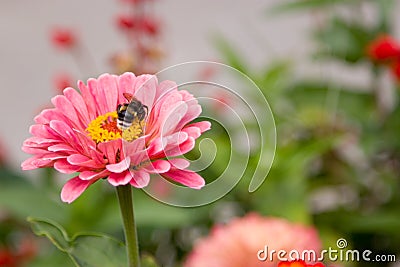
[{"x1": 85, "y1": 111, "x2": 144, "y2": 143}]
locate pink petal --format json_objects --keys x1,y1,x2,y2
[
  {"x1": 108, "y1": 171, "x2": 133, "y2": 186},
  {"x1": 22, "y1": 146, "x2": 47, "y2": 154},
  {"x1": 162, "y1": 169, "x2": 205, "y2": 189},
  {"x1": 130, "y1": 150, "x2": 148, "y2": 167},
  {"x1": 98, "y1": 139, "x2": 122, "y2": 164},
  {"x1": 182, "y1": 127, "x2": 201, "y2": 139},
  {"x1": 133, "y1": 74, "x2": 157, "y2": 108},
  {"x1": 142, "y1": 160, "x2": 170, "y2": 173},
  {"x1": 61, "y1": 176, "x2": 95, "y2": 203},
  {"x1": 130, "y1": 171, "x2": 150, "y2": 188},
  {"x1": 159, "y1": 101, "x2": 188, "y2": 136},
  {"x1": 98, "y1": 74, "x2": 119, "y2": 112},
  {"x1": 63, "y1": 87, "x2": 90, "y2": 125},
  {"x1": 51, "y1": 95, "x2": 81, "y2": 129},
  {"x1": 48, "y1": 144, "x2": 75, "y2": 153},
  {"x1": 165, "y1": 137, "x2": 195, "y2": 157},
  {"x1": 49, "y1": 120, "x2": 78, "y2": 144},
  {"x1": 168, "y1": 158, "x2": 190, "y2": 169},
  {"x1": 118, "y1": 72, "x2": 136, "y2": 103},
  {"x1": 88, "y1": 77, "x2": 108, "y2": 115},
  {"x1": 146, "y1": 136, "x2": 168, "y2": 157},
  {"x1": 147, "y1": 90, "x2": 183, "y2": 137},
  {"x1": 79, "y1": 169, "x2": 109, "y2": 180},
  {"x1": 78, "y1": 80, "x2": 97, "y2": 120},
  {"x1": 155, "y1": 80, "x2": 178, "y2": 100},
  {"x1": 123, "y1": 136, "x2": 146, "y2": 157},
  {"x1": 54, "y1": 159, "x2": 81, "y2": 174},
  {"x1": 174, "y1": 98, "x2": 202, "y2": 130},
  {"x1": 34, "y1": 109, "x2": 66, "y2": 125},
  {"x1": 181, "y1": 121, "x2": 211, "y2": 139},
  {"x1": 23, "y1": 137, "x2": 58, "y2": 148},
  {"x1": 147, "y1": 132, "x2": 189, "y2": 158},
  {"x1": 29, "y1": 125, "x2": 55, "y2": 139},
  {"x1": 188, "y1": 121, "x2": 211, "y2": 133},
  {"x1": 67, "y1": 154, "x2": 101, "y2": 169},
  {"x1": 41, "y1": 153, "x2": 65, "y2": 161},
  {"x1": 106, "y1": 157, "x2": 131, "y2": 173},
  {"x1": 21, "y1": 155, "x2": 54, "y2": 170},
  {"x1": 21, "y1": 157, "x2": 40, "y2": 170}
]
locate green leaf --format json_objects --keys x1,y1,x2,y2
[
  {"x1": 28, "y1": 217, "x2": 127, "y2": 267},
  {"x1": 376, "y1": 0, "x2": 395, "y2": 32},
  {"x1": 269, "y1": 0, "x2": 361, "y2": 14},
  {"x1": 314, "y1": 17, "x2": 375, "y2": 64},
  {"x1": 0, "y1": 168, "x2": 67, "y2": 222},
  {"x1": 213, "y1": 36, "x2": 248, "y2": 75},
  {"x1": 287, "y1": 80, "x2": 375, "y2": 123}
]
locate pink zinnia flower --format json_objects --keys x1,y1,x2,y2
[
  {"x1": 184, "y1": 213, "x2": 322, "y2": 267},
  {"x1": 21, "y1": 73, "x2": 210, "y2": 203}
]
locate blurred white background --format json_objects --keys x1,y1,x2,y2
[{"x1": 0, "y1": 0, "x2": 399, "y2": 169}]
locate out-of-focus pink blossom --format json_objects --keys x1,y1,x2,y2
[
  {"x1": 53, "y1": 72, "x2": 73, "y2": 94},
  {"x1": 116, "y1": 15, "x2": 136, "y2": 30},
  {"x1": 50, "y1": 27, "x2": 77, "y2": 49},
  {"x1": 140, "y1": 17, "x2": 159, "y2": 35},
  {"x1": 184, "y1": 213, "x2": 322, "y2": 267},
  {"x1": 22, "y1": 73, "x2": 210, "y2": 203},
  {"x1": 119, "y1": 0, "x2": 153, "y2": 5}
]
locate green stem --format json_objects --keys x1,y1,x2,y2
[{"x1": 116, "y1": 185, "x2": 141, "y2": 267}]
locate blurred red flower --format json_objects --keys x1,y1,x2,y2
[
  {"x1": 116, "y1": 15, "x2": 159, "y2": 36},
  {"x1": 51, "y1": 27, "x2": 77, "y2": 49},
  {"x1": 0, "y1": 238, "x2": 37, "y2": 267},
  {"x1": 116, "y1": 15, "x2": 136, "y2": 30},
  {"x1": 367, "y1": 35, "x2": 400, "y2": 62},
  {"x1": 140, "y1": 17, "x2": 159, "y2": 35},
  {"x1": 0, "y1": 249, "x2": 16, "y2": 267},
  {"x1": 390, "y1": 60, "x2": 400, "y2": 82}
]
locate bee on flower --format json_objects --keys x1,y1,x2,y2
[{"x1": 21, "y1": 73, "x2": 210, "y2": 203}]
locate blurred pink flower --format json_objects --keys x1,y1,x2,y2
[
  {"x1": 50, "y1": 27, "x2": 77, "y2": 49},
  {"x1": 0, "y1": 137, "x2": 7, "y2": 166},
  {"x1": 53, "y1": 72, "x2": 73, "y2": 94},
  {"x1": 278, "y1": 259, "x2": 325, "y2": 267},
  {"x1": 116, "y1": 15, "x2": 136, "y2": 31},
  {"x1": 140, "y1": 17, "x2": 159, "y2": 35},
  {"x1": 184, "y1": 213, "x2": 322, "y2": 267},
  {"x1": 120, "y1": 0, "x2": 153, "y2": 5},
  {"x1": 21, "y1": 72, "x2": 210, "y2": 203}
]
